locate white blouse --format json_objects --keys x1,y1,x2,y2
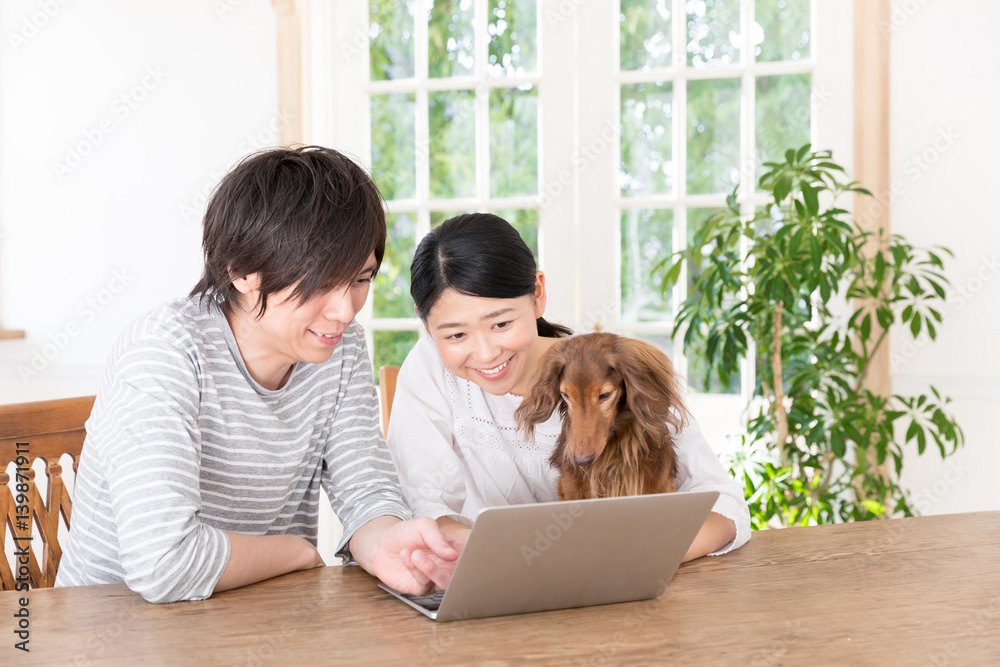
[{"x1": 386, "y1": 336, "x2": 751, "y2": 555}]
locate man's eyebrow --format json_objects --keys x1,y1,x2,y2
[
  {"x1": 435, "y1": 307, "x2": 518, "y2": 331},
  {"x1": 357, "y1": 263, "x2": 378, "y2": 276}
]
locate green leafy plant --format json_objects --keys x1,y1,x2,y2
[{"x1": 658, "y1": 144, "x2": 964, "y2": 528}]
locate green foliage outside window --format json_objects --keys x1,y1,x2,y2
[{"x1": 368, "y1": 1, "x2": 540, "y2": 374}]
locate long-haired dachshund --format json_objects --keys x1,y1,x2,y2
[{"x1": 515, "y1": 333, "x2": 690, "y2": 500}]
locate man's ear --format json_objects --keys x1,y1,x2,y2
[
  {"x1": 533, "y1": 271, "x2": 548, "y2": 318},
  {"x1": 230, "y1": 272, "x2": 261, "y2": 296}
]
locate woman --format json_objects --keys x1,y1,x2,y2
[{"x1": 386, "y1": 213, "x2": 750, "y2": 560}]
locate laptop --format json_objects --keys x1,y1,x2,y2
[{"x1": 379, "y1": 490, "x2": 719, "y2": 622}]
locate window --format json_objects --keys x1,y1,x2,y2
[{"x1": 315, "y1": 0, "x2": 851, "y2": 443}]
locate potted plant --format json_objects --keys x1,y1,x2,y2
[{"x1": 658, "y1": 144, "x2": 963, "y2": 527}]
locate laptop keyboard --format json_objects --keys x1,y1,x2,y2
[{"x1": 403, "y1": 590, "x2": 446, "y2": 611}]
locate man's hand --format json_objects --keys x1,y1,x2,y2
[{"x1": 350, "y1": 516, "x2": 465, "y2": 594}]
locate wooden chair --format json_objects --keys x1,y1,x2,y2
[
  {"x1": 378, "y1": 366, "x2": 400, "y2": 437},
  {"x1": 0, "y1": 395, "x2": 95, "y2": 590}
]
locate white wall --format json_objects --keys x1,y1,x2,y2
[
  {"x1": 890, "y1": 0, "x2": 1000, "y2": 514},
  {"x1": 1, "y1": 1, "x2": 995, "y2": 524},
  {"x1": 0, "y1": 0, "x2": 281, "y2": 402}
]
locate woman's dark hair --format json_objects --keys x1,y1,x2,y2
[
  {"x1": 410, "y1": 213, "x2": 572, "y2": 338},
  {"x1": 190, "y1": 145, "x2": 386, "y2": 318}
]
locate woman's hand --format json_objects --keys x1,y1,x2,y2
[{"x1": 350, "y1": 516, "x2": 465, "y2": 594}]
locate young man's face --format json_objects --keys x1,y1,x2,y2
[{"x1": 228, "y1": 252, "x2": 377, "y2": 388}]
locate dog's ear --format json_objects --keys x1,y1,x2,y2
[
  {"x1": 514, "y1": 343, "x2": 566, "y2": 437},
  {"x1": 612, "y1": 337, "x2": 690, "y2": 434}
]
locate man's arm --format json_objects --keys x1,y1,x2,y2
[{"x1": 214, "y1": 532, "x2": 325, "y2": 593}]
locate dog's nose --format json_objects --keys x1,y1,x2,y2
[{"x1": 573, "y1": 453, "x2": 595, "y2": 465}]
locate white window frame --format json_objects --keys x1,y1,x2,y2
[{"x1": 311, "y1": 0, "x2": 854, "y2": 448}]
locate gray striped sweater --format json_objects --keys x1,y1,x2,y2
[{"x1": 54, "y1": 297, "x2": 410, "y2": 602}]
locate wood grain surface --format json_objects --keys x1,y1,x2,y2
[{"x1": 2, "y1": 512, "x2": 998, "y2": 665}]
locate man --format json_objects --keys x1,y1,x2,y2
[{"x1": 55, "y1": 146, "x2": 460, "y2": 602}]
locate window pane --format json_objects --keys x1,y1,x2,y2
[
  {"x1": 428, "y1": 0, "x2": 475, "y2": 78},
  {"x1": 685, "y1": 207, "x2": 739, "y2": 394},
  {"x1": 686, "y1": 0, "x2": 741, "y2": 68},
  {"x1": 488, "y1": 0, "x2": 537, "y2": 76},
  {"x1": 620, "y1": 82, "x2": 674, "y2": 197},
  {"x1": 489, "y1": 86, "x2": 538, "y2": 197},
  {"x1": 686, "y1": 78, "x2": 740, "y2": 195},
  {"x1": 373, "y1": 331, "x2": 419, "y2": 375},
  {"x1": 754, "y1": 0, "x2": 810, "y2": 62},
  {"x1": 370, "y1": 1, "x2": 416, "y2": 81},
  {"x1": 490, "y1": 208, "x2": 538, "y2": 257},
  {"x1": 620, "y1": 0, "x2": 673, "y2": 71},
  {"x1": 430, "y1": 209, "x2": 474, "y2": 228},
  {"x1": 429, "y1": 89, "x2": 477, "y2": 199},
  {"x1": 755, "y1": 73, "x2": 811, "y2": 185},
  {"x1": 374, "y1": 211, "x2": 417, "y2": 318},
  {"x1": 620, "y1": 208, "x2": 672, "y2": 323},
  {"x1": 632, "y1": 333, "x2": 675, "y2": 365},
  {"x1": 371, "y1": 94, "x2": 416, "y2": 201}
]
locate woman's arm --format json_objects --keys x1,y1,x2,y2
[
  {"x1": 682, "y1": 512, "x2": 737, "y2": 562},
  {"x1": 672, "y1": 419, "x2": 752, "y2": 556},
  {"x1": 435, "y1": 516, "x2": 472, "y2": 542}
]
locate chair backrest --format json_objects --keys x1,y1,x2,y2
[
  {"x1": 378, "y1": 366, "x2": 400, "y2": 437},
  {"x1": 0, "y1": 395, "x2": 95, "y2": 590}
]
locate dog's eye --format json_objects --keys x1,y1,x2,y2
[
  {"x1": 560, "y1": 391, "x2": 569, "y2": 401},
  {"x1": 598, "y1": 392, "x2": 612, "y2": 402}
]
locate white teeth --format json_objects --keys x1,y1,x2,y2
[
  {"x1": 478, "y1": 360, "x2": 509, "y2": 376},
  {"x1": 312, "y1": 331, "x2": 337, "y2": 338}
]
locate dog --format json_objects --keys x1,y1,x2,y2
[{"x1": 515, "y1": 333, "x2": 689, "y2": 500}]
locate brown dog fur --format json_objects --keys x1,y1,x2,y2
[{"x1": 515, "y1": 333, "x2": 689, "y2": 500}]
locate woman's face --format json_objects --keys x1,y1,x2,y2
[{"x1": 423, "y1": 273, "x2": 548, "y2": 397}]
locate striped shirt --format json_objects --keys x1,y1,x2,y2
[{"x1": 54, "y1": 297, "x2": 410, "y2": 602}]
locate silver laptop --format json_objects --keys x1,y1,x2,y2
[{"x1": 379, "y1": 490, "x2": 719, "y2": 622}]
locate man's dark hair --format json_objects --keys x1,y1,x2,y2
[
  {"x1": 190, "y1": 145, "x2": 386, "y2": 317},
  {"x1": 410, "y1": 213, "x2": 572, "y2": 338}
]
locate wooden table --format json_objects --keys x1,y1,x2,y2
[{"x1": 3, "y1": 512, "x2": 998, "y2": 665}]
